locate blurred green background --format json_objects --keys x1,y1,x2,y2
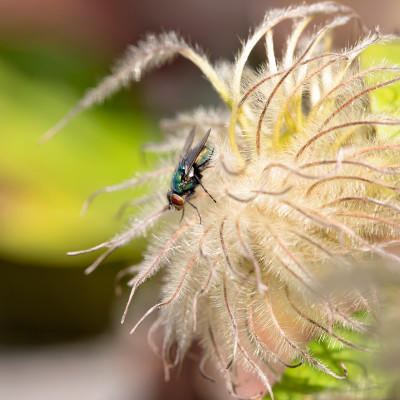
[{"x1": 1, "y1": 1, "x2": 400, "y2": 399}]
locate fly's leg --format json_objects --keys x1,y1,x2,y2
[
  {"x1": 194, "y1": 174, "x2": 216, "y2": 203},
  {"x1": 187, "y1": 200, "x2": 202, "y2": 224},
  {"x1": 184, "y1": 191, "x2": 202, "y2": 224}
]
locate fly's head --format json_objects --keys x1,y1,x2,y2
[{"x1": 167, "y1": 191, "x2": 184, "y2": 211}]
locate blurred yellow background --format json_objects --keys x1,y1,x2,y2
[{"x1": 0, "y1": 1, "x2": 399, "y2": 399}]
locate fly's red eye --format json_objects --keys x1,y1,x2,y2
[{"x1": 171, "y1": 194, "x2": 184, "y2": 206}]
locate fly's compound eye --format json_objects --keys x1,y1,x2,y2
[{"x1": 170, "y1": 194, "x2": 184, "y2": 207}]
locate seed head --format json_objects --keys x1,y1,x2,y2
[{"x1": 45, "y1": 2, "x2": 400, "y2": 398}]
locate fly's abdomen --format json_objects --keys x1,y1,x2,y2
[{"x1": 194, "y1": 146, "x2": 213, "y2": 170}]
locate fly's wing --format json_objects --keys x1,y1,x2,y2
[
  {"x1": 179, "y1": 126, "x2": 196, "y2": 164},
  {"x1": 184, "y1": 129, "x2": 211, "y2": 173}
]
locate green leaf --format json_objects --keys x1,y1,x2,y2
[{"x1": 267, "y1": 329, "x2": 396, "y2": 399}]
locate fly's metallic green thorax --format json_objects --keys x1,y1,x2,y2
[
  {"x1": 167, "y1": 127, "x2": 216, "y2": 221},
  {"x1": 171, "y1": 164, "x2": 196, "y2": 194}
]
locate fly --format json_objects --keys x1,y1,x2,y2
[{"x1": 167, "y1": 127, "x2": 216, "y2": 223}]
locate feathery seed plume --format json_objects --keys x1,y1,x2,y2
[{"x1": 44, "y1": 2, "x2": 400, "y2": 398}]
